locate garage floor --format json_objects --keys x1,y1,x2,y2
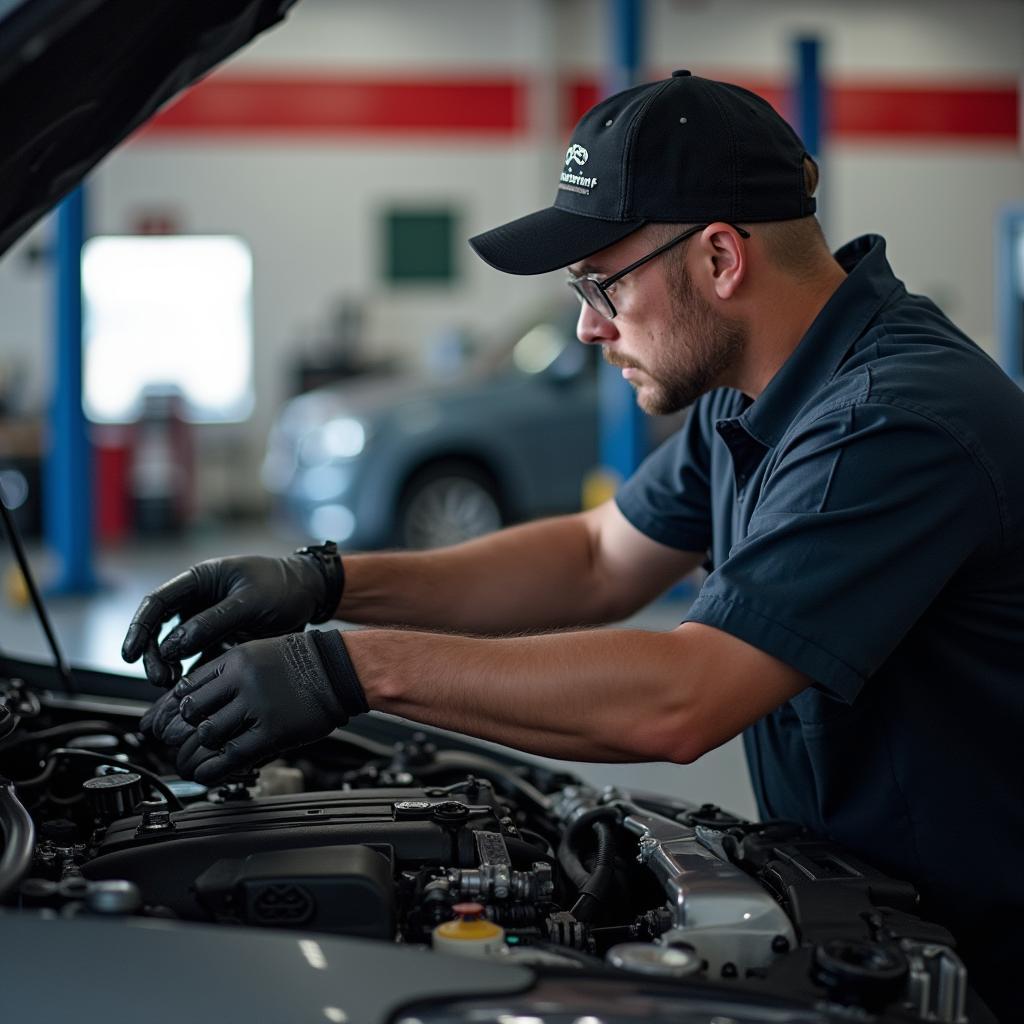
[{"x1": 0, "y1": 526, "x2": 757, "y2": 818}]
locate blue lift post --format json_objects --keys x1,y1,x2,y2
[
  {"x1": 793, "y1": 37, "x2": 824, "y2": 230},
  {"x1": 794, "y1": 37, "x2": 823, "y2": 157},
  {"x1": 595, "y1": 1, "x2": 698, "y2": 603},
  {"x1": 594, "y1": 0, "x2": 649, "y2": 494},
  {"x1": 44, "y1": 184, "x2": 98, "y2": 595}
]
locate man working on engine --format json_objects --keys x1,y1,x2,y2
[{"x1": 124, "y1": 72, "x2": 1021, "y2": 1019}]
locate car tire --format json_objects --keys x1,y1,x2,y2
[{"x1": 397, "y1": 460, "x2": 504, "y2": 550}]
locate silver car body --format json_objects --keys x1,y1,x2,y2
[{"x1": 262, "y1": 322, "x2": 599, "y2": 548}]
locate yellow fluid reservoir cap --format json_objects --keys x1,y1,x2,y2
[{"x1": 433, "y1": 902, "x2": 505, "y2": 956}]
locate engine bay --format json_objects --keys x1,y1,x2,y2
[{"x1": 0, "y1": 675, "x2": 977, "y2": 1022}]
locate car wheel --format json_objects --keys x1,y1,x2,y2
[{"x1": 398, "y1": 461, "x2": 504, "y2": 549}]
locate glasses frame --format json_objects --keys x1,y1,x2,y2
[{"x1": 567, "y1": 222, "x2": 751, "y2": 320}]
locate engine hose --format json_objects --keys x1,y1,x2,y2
[
  {"x1": 516, "y1": 828, "x2": 555, "y2": 857},
  {"x1": 503, "y1": 836, "x2": 555, "y2": 867},
  {"x1": 558, "y1": 839, "x2": 589, "y2": 890},
  {"x1": 569, "y1": 821, "x2": 616, "y2": 923},
  {"x1": 0, "y1": 777, "x2": 35, "y2": 899},
  {"x1": 490, "y1": 904, "x2": 540, "y2": 927},
  {"x1": 565, "y1": 805, "x2": 622, "y2": 844},
  {"x1": 557, "y1": 806, "x2": 621, "y2": 890}
]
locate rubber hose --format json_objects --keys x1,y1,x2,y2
[
  {"x1": 504, "y1": 835, "x2": 555, "y2": 867},
  {"x1": 569, "y1": 821, "x2": 616, "y2": 923},
  {"x1": 558, "y1": 836, "x2": 590, "y2": 889},
  {"x1": 557, "y1": 806, "x2": 621, "y2": 889},
  {"x1": 516, "y1": 828, "x2": 555, "y2": 857},
  {"x1": 0, "y1": 777, "x2": 35, "y2": 899}
]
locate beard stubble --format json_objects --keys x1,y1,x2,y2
[{"x1": 604, "y1": 263, "x2": 747, "y2": 415}]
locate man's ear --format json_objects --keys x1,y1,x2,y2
[{"x1": 700, "y1": 222, "x2": 746, "y2": 300}]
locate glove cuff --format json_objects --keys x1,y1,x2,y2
[
  {"x1": 296, "y1": 541, "x2": 345, "y2": 624},
  {"x1": 310, "y1": 629, "x2": 369, "y2": 717}
]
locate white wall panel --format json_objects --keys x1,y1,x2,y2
[
  {"x1": 648, "y1": 0, "x2": 1024, "y2": 76},
  {"x1": 827, "y1": 149, "x2": 1024, "y2": 345},
  {"x1": 239, "y1": 0, "x2": 554, "y2": 71}
]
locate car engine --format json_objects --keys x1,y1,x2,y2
[{"x1": 0, "y1": 677, "x2": 976, "y2": 1022}]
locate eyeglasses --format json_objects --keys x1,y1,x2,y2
[{"x1": 566, "y1": 223, "x2": 751, "y2": 320}]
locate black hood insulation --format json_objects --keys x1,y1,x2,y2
[{"x1": 0, "y1": 0, "x2": 299, "y2": 257}]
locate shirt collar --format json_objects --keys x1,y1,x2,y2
[{"x1": 736, "y1": 233, "x2": 905, "y2": 449}]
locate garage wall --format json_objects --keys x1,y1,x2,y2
[{"x1": 0, "y1": 0, "x2": 1018, "y2": 510}]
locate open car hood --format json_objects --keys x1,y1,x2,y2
[{"x1": 0, "y1": 0, "x2": 298, "y2": 258}]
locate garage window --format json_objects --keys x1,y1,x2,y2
[{"x1": 83, "y1": 235, "x2": 254, "y2": 424}]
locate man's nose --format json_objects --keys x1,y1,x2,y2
[{"x1": 576, "y1": 302, "x2": 618, "y2": 345}]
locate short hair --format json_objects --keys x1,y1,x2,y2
[{"x1": 756, "y1": 155, "x2": 828, "y2": 278}]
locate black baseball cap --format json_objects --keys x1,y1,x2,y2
[{"x1": 469, "y1": 70, "x2": 815, "y2": 276}]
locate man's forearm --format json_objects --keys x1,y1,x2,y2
[
  {"x1": 339, "y1": 513, "x2": 617, "y2": 635},
  {"x1": 341, "y1": 622, "x2": 809, "y2": 766},
  {"x1": 344, "y1": 625, "x2": 698, "y2": 762}
]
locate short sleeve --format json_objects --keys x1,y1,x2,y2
[
  {"x1": 685, "y1": 400, "x2": 999, "y2": 700},
  {"x1": 615, "y1": 402, "x2": 713, "y2": 553}
]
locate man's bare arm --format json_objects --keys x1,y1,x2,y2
[
  {"x1": 339, "y1": 500, "x2": 704, "y2": 635},
  {"x1": 344, "y1": 621, "x2": 808, "y2": 763}
]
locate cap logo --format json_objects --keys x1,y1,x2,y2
[
  {"x1": 565, "y1": 144, "x2": 589, "y2": 167},
  {"x1": 559, "y1": 143, "x2": 598, "y2": 196}
]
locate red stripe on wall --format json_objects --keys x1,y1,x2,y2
[
  {"x1": 137, "y1": 72, "x2": 1018, "y2": 143},
  {"x1": 832, "y1": 84, "x2": 1018, "y2": 139},
  {"x1": 138, "y1": 74, "x2": 527, "y2": 137},
  {"x1": 565, "y1": 80, "x2": 600, "y2": 129},
  {"x1": 566, "y1": 76, "x2": 1018, "y2": 143}
]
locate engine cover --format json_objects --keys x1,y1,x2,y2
[{"x1": 83, "y1": 788, "x2": 505, "y2": 919}]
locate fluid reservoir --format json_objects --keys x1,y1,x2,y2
[{"x1": 432, "y1": 902, "x2": 505, "y2": 957}]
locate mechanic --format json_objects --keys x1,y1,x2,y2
[{"x1": 124, "y1": 72, "x2": 1021, "y2": 1019}]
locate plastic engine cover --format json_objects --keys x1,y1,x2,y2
[{"x1": 83, "y1": 788, "x2": 502, "y2": 918}]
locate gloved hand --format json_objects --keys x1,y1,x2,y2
[
  {"x1": 147, "y1": 629, "x2": 369, "y2": 785},
  {"x1": 121, "y1": 544, "x2": 344, "y2": 688},
  {"x1": 139, "y1": 689, "x2": 198, "y2": 767}
]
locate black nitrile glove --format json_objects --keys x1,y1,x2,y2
[
  {"x1": 139, "y1": 687, "x2": 197, "y2": 752},
  {"x1": 121, "y1": 544, "x2": 344, "y2": 688},
  {"x1": 154, "y1": 629, "x2": 368, "y2": 785},
  {"x1": 139, "y1": 687, "x2": 180, "y2": 739}
]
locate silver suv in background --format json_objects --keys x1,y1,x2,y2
[{"x1": 262, "y1": 309, "x2": 602, "y2": 549}]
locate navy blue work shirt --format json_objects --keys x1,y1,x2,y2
[{"x1": 616, "y1": 235, "x2": 1024, "y2": 1018}]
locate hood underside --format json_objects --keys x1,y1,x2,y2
[{"x1": 0, "y1": 0, "x2": 298, "y2": 258}]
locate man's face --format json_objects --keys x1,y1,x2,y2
[{"x1": 573, "y1": 230, "x2": 747, "y2": 415}]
